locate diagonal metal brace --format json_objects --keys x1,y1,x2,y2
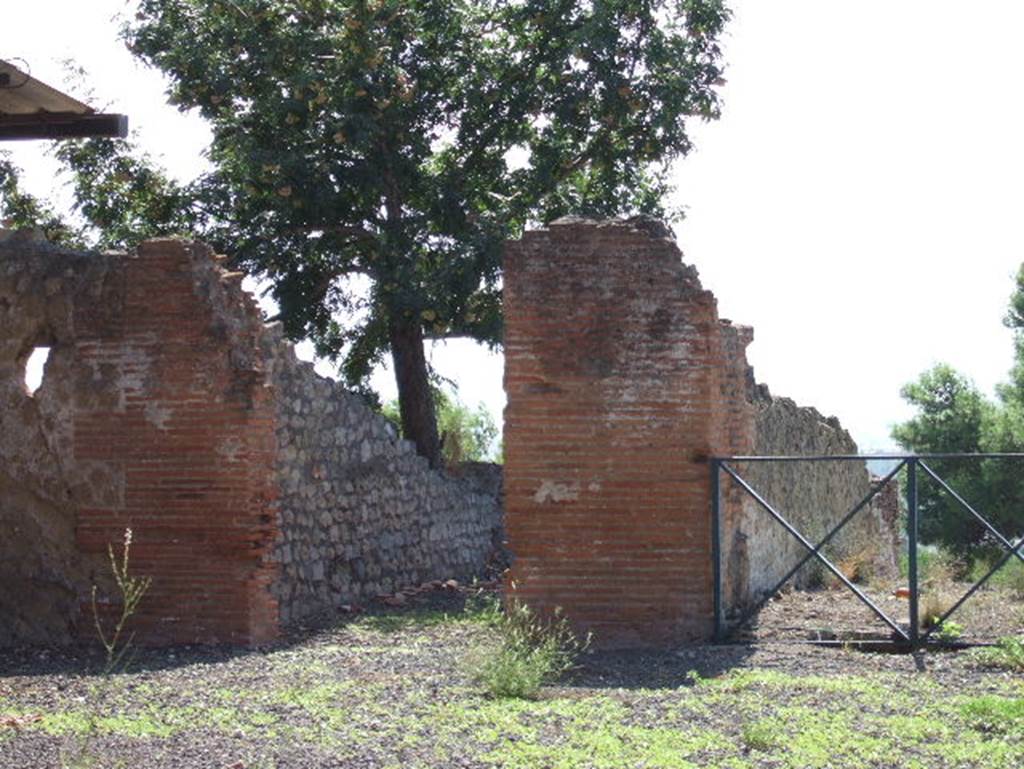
[
  {"x1": 725, "y1": 460, "x2": 906, "y2": 637},
  {"x1": 919, "y1": 461, "x2": 1024, "y2": 568},
  {"x1": 720, "y1": 463, "x2": 911, "y2": 642},
  {"x1": 921, "y1": 535, "x2": 1024, "y2": 640},
  {"x1": 919, "y1": 460, "x2": 1024, "y2": 640}
]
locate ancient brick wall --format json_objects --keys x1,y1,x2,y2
[
  {"x1": 71, "y1": 239, "x2": 282, "y2": 645},
  {"x1": 503, "y1": 217, "x2": 895, "y2": 647},
  {"x1": 0, "y1": 230, "x2": 501, "y2": 647},
  {"x1": 1, "y1": 232, "x2": 279, "y2": 645},
  {"x1": 504, "y1": 217, "x2": 737, "y2": 646}
]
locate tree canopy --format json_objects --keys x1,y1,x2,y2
[
  {"x1": 383, "y1": 387, "x2": 499, "y2": 465},
  {"x1": 893, "y1": 268, "x2": 1024, "y2": 559},
  {"x1": 0, "y1": 154, "x2": 84, "y2": 247},
  {"x1": 7, "y1": 0, "x2": 732, "y2": 467}
]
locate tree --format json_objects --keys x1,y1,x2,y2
[
  {"x1": 891, "y1": 364, "x2": 992, "y2": 557},
  {"x1": 53, "y1": 138, "x2": 204, "y2": 249},
  {"x1": 0, "y1": 154, "x2": 84, "y2": 247},
  {"x1": 383, "y1": 387, "x2": 498, "y2": 465},
  {"x1": 893, "y1": 271, "x2": 1024, "y2": 558},
  {"x1": 109, "y1": 0, "x2": 730, "y2": 467}
]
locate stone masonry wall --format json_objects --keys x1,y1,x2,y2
[
  {"x1": 265, "y1": 331, "x2": 502, "y2": 623},
  {"x1": 503, "y1": 218, "x2": 896, "y2": 648},
  {"x1": 725, "y1": 389, "x2": 898, "y2": 611},
  {"x1": 0, "y1": 230, "x2": 501, "y2": 647},
  {"x1": 0, "y1": 231, "x2": 105, "y2": 646}
]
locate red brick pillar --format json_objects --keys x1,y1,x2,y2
[
  {"x1": 503, "y1": 218, "x2": 745, "y2": 647},
  {"x1": 73, "y1": 240, "x2": 279, "y2": 645}
]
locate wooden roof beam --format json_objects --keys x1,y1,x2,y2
[{"x1": 0, "y1": 112, "x2": 128, "y2": 141}]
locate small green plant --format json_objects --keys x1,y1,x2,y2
[
  {"x1": 972, "y1": 636, "x2": 1024, "y2": 671},
  {"x1": 61, "y1": 529, "x2": 151, "y2": 768},
  {"x1": 91, "y1": 528, "x2": 152, "y2": 675},
  {"x1": 469, "y1": 600, "x2": 589, "y2": 699},
  {"x1": 741, "y1": 719, "x2": 782, "y2": 752},
  {"x1": 933, "y1": 620, "x2": 965, "y2": 643},
  {"x1": 901, "y1": 545, "x2": 963, "y2": 585}
]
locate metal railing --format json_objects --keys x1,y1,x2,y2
[{"x1": 710, "y1": 453, "x2": 1024, "y2": 646}]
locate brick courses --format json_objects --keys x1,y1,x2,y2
[
  {"x1": 71, "y1": 240, "x2": 280, "y2": 645},
  {"x1": 503, "y1": 217, "x2": 751, "y2": 647},
  {"x1": 503, "y1": 217, "x2": 896, "y2": 648}
]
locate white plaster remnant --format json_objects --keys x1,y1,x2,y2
[
  {"x1": 217, "y1": 436, "x2": 244, "y2": 463},
  {"x1": 143, "y1": 401, "x2": 173, "y2": 430},
  {"x1": 533, "y1": 480, "x2": 580, "y2": 504}
]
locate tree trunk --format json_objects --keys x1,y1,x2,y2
[{"x1": 389, "y1": 315, "x2": 442, "y2": 468}]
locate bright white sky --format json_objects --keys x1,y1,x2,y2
[{"x1": 6, "y1": 0, "x2": 1024, "y2": 452}]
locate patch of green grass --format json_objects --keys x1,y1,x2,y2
[
  {"x1": 4, "y1": 694, "x2": 291, "y2": 742},
  {"x1": 960, "y1": 696, "x2": 1024, "y2": 734},
  {"x1": 700, "y1": 668, "x2": 897, "y2": 706},
  {"x1": 971, "y1": 636, "x2": 1024, "y2": 671},
  {"x1": 780, "y1": 708, "x2": 890, "y2": 769},
  {"x1": 433, "y1": 695, "x2": 731, "y2": 769},
  {"x1": 970, "y1": 555, "x2": 1024, "y2": 597}
]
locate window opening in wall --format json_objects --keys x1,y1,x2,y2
[{"x1": 24, "y1": 346, "x2": 51, "y2": 396}]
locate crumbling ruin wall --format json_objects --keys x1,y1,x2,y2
[
  {"x1": 504, "y1": 217, "x2": 730, "y2": 647},
  {"x1": 0, "y1": 232, "x2": 280, "y2": 646},
  {"x1": 503, "y1": 217, "x2": 897, "y2": 647},
  {"x1": 0, "y1": 232, "x2": 106, "y2": 646},
  {"x1": 725, "y1": 391, "x2": 899, "y2": 609},
  {"x1": 0, "y1": 230, "x2": 501, "y2": 647},
  {"x1": 265, "y1": 334, "x2": 503, "y2": 623}
]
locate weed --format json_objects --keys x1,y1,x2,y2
[
  {"x1": 741, "y1": 718, "x2": 782, "y2": 751},
  {"x1": 971, "y1": 636, "x2": 1024, "y2": 671},
  {"x1": 469, "y1": 600, "x2": 588, "y2": 699},
  {"x1": 685, "y1": 669, "x2": 706, "y2": 687},
  {"x1": 92, "y1": 528, "x2": 152, "y2": 675},
  {"x1": 58, "y1": 529, "x2": 152, "y2": 768},
  {"x1": 933, "y1": 620, "x2": 965, "y2": 643},
  {"x1": 920, "y1": 591, "x2": 954, "y2": 630},
  {"x1": 834, "y1": 548, "x2": 876, "y2": 586}
]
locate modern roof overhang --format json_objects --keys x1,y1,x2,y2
[{"x1": 0, "y1": 59, "x2": 128, "y2": 141}]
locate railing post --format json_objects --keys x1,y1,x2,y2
[
  {"x1": 711, "y1": 458, "x2": 724, "y2": 642},
  {"x1": 906, "y1": 457, "x2": 920, "y2": 645}
]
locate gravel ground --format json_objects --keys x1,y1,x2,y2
[
  {"x1": 732, "y1": 580, "x2": 1024, "y2": 644},
  {"x1": 1, "y1": 588, "x2": 1022, "y2": 769}
]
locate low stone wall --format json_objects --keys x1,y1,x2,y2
[
  {"x1": 723, "y1": 389, "x2": 899, "y2": 610},
  {"x1": 266, "y1": 334, "x2": 503, "y2": 623}
]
